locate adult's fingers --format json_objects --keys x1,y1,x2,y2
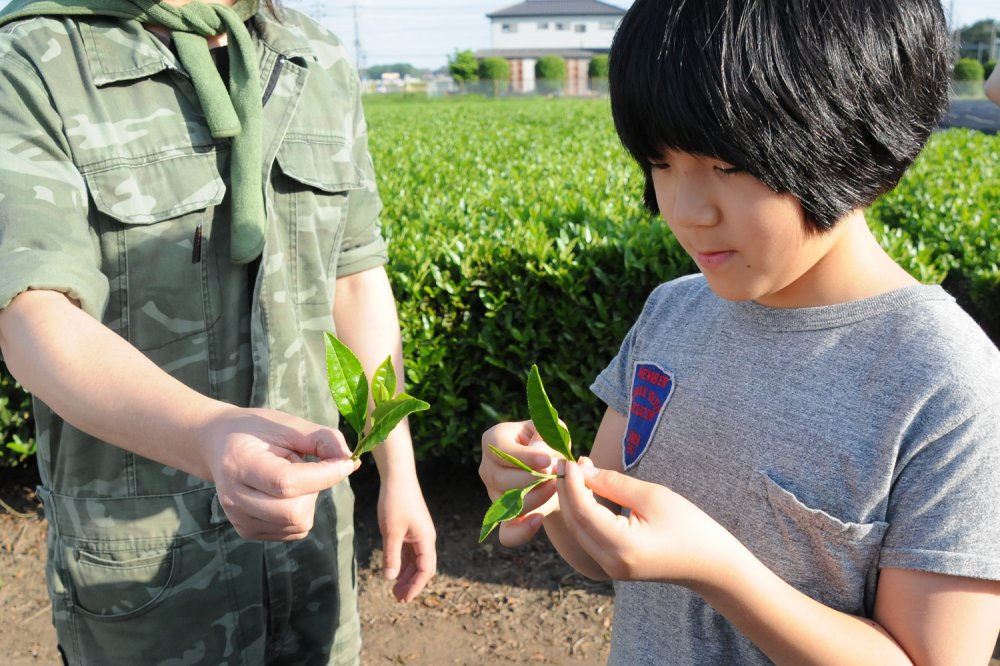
[
  {"x1": 244, "y1": 452, "x2": 360, "y2": 499},
  {"x1": 391, "y1": 539, "x2": 437, "y2": 602},
  {"x1": 216, "y1": 486, "x2": 320, "y2": 541}
]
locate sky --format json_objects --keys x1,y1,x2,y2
[
  {"x1": 0, "y1": 0, "x2": 994, "y2": 70},
  {"x1": 290, "y1": 0, "x2": 1000, "y2": 71}
]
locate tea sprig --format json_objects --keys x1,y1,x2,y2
[
  {"x1": 324, "y1": 332, "x2": 430, "y2": 461},
  {"x1": 479, "y1": 364, "x2": 574, "y2": 542}
]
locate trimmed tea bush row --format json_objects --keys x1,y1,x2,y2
[{"x1": 2, "y1": 97, "x2": 997, "y2": 465}]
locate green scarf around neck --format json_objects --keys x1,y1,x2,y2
[{"x1": 0, "y1": 0, "x2": 266, "y2": 264}]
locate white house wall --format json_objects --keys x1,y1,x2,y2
[{"x1": 491, "y1": 15, "x2": 620, "y2": 50}]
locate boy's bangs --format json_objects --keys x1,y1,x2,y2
[{"x1": 609, "y1": 0, "x2": 745, "y2": 169}]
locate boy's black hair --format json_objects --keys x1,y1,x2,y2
[{"x1": 609, "y1": 0, "x2": 953, "y2": 231}]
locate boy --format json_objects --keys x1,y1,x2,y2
[{"x1": 479, "y1": 0, "x2": 1000, "y2": 663}]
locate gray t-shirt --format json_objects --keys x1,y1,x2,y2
[{"x1": 591, "y1": 275, "x2": 1000, "y2": 665}]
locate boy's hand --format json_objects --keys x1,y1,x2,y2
[
  {"x1": 203, "y1": 407, "x2": 360, "y2": 541},
  {"x1": 479, "y1": 420, "x2": 561, "y2": 546},
  {"x1": 558, "y1": 457, "x2": 738, "y2": 590}
]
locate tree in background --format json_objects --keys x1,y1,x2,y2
[
  {"x1": 365, "y1": 63, "x2": 427, "y2": 80},
  {"x1": 588, "y1": 54, "x2": 609, "y2": 79},
  {"x1": 448, "y1": 49, "x2": 479, "y2": 92},
  {"x1": 955, "y1": 19, "x2": 998, "y2": 64},
  {"x1": 954, "y1": 57, "x2": 985, "y2": 81},
  {"x1": 478, "y1": 57, "x2": 511, "y2": 97},
  {"x1": 535, "y1": 55, "x2": 566, "y2": 95}
]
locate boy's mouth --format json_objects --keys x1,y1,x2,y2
[{"x1": 694, "y1": 250, "x2": 736, "y2": 269}]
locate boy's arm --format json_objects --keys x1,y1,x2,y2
[
  {"x1": 0, "y1": 289, "x2": 359, "y2": 541},
  {"x1": 558, "y1": 460, "x2": 1000, "y2": 665},
  {"x1": 332, "y1": 265, "x2": 437, "y2": 602}
]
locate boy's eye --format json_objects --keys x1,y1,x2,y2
[
  {"x1": 648, "y1": 161, "x2": 670, "y2": 171},
  {"x1": 716, "y1": 165, "x2": 744, "y2": 175}
]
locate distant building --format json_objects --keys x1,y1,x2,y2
[{"x1": 475, "y1": 0, "x2": 625, "y2": 94}]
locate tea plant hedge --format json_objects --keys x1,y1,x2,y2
[{"x1": 1, "y1": 97, "x2": 997, "y2": 466}]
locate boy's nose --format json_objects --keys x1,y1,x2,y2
[{"x1": 667, "y1": 186, "x2": 719, "y2": 228}]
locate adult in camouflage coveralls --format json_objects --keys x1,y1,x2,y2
[{"x1": 0, "y1": 0, "x2": 436, "y2": 664}]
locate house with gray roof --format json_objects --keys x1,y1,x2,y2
[{"x1": 475, "y1": 0, "x2": 626, "y2": 94}]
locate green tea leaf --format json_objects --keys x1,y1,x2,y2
[
  {"x1": 324, "y1": 332, "x2": 369, "y2": 438},
  {"x1": 353, "y1": 394, "x2": 430, "y2": 460},
  {"x1": 488, "y1": 445, "x2": 555, "y2": 479},
  {"x1": 479, "y1": 477, "x2": 548, "y2": 543},
  {"x1": 371, "y1": 355, "x2": 396, "y2": 406},
  {"x1": 526, "y1": 364, "x2": 574, "y2": 462}
]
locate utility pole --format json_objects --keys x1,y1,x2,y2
[
  {"x1": 353, "y1": 2, "x2": 367, "y2": 74},
  {"x1": 990, "y1": 19, "x2": 997, "y2": 63}
]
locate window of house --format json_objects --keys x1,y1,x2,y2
[
  {"x1": 537, "y1": 22, "x2": 549, "y2": 29},
  {"x1": 600, "y1": 21, "x2": 616, "y2": 30},
  {"x1": 575, "y1": 24, "x2": 587, "y2": 33},
  {"x1": 555, "y1": 22, "x2": 568, "y2": 31},
  {"x1": 501, "y1": 22, "x2": 517, "y2": 33}
]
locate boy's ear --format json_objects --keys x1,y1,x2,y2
[{"x1": 643, "y1": 172, "x2": 659, "y2": 214}]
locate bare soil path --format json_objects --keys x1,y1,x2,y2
[
  {"x1": 3, "y1": 461, "x2": 998, "y2": 665},
  {"x1": 0, "y1": 460, "x2": 613, "y2": 665}
]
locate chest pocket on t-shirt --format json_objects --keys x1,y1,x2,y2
[
  {"x1": 83, "y1": 151, "x2": 226, "y2": 355},
  {"x1": 273, "y1": 137, "x2": 364, "y2": 306},
  {"x1": 755, "y1": 471, "x2": 888, "y2": 616}
]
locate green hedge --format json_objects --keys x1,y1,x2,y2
[
  {"x1": 0, "y1": 365, "x2": 34, "y2": 467},
  {"x1": 1, "y1": 98, "x2": 998, "y2": 466}
]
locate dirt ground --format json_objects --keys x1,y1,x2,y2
[
  {"x1": 0, "y1": 460, "x2": 613, "y2": 665},
  {"x1": 3, "y1": 461, "x2": 998, "y2": 665}
]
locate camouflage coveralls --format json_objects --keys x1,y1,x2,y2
[{"x1": 0, "y1": 7, "x2": 386, "y2": 665}]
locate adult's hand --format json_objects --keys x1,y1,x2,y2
[
  {"x1": 204, "y1": 407, "x2": 360, "y2": 541},
  {"x1": 377, "y1": 475, "x2": 437, "y2": 602}
]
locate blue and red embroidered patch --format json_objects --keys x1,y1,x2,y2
[{"x1": 623, "y1": 362, "x2": 675, "y2": 470}]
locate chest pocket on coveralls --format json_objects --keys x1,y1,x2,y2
[
  {"x1": 273, "y1": 137, "x2": 365, "y2": 306},
  {"x1": 84, "y1": 152, "x2": 226, "y2": 353}
]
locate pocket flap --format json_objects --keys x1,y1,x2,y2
[
  {"x1": 276, "y1": 137, "x2": 365, "y2": 193},
  {"x1": 84, "y1": 152, "x2": 226, "y2": 225}
]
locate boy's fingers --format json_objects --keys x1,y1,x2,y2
[
  {"x1": 498, "y1": 513, "x2": 544, "y2": 547},
  {"x1": 575, "y1": 461, "x2": 653, "y2": 514}
]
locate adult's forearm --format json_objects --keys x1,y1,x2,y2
[
  {"x1": 333, "y1": 266, "x2": 420, "y2": 481},
  {"x1": 0, "y1": 289, "x2": 228, "y2": 479}
]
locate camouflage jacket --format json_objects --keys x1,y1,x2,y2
[{"x1": 0, "y1": 7, "x2": 387, "y2": 498}]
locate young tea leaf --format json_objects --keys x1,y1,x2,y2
[
  {"x1": 488, "y1": 445, "x2": 555, "y2": 479},
  {"x1": 324, "y1": 333, "x2": 369, "y2": 438},
  {"x1": 352, "y1": 394, "x2": 430, "y2": 460},
  {"x1": 478, "y1": 477, "x2": 548, "y2": 543},
  {"x1": 526, "y1": 364, "x2": 574, "y2": 462},
  {"x1": 371, "y1": 355, "x2": 396, "y2": 406}
]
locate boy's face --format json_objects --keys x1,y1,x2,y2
[{"x1": 650, "y1": 151, "x2": 850, "y2": 308}]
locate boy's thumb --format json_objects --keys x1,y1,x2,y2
[{"x1": 576, "y1": 457, "x2": 644, "y2": 508}]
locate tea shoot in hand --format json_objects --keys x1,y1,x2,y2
[
  {"x1": 324, "y1": 332, "x2": 429, "y2": 461},
  {"x1": 479, "y1": 364, "x2": 574, "y2": 542}
]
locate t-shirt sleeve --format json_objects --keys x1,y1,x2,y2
[
  {"x1": 0, "y1": 49, "x2": 109, "y2": 339},
  {"x1": 879, "y1": 400, "x2": 1000, "y2": 581},
  {"x1": 335, "y1": 83, "x2": 388, "y2": 277},
  {"x1": 591, "y1": 320, "x2": 638, "y2": 416}
]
